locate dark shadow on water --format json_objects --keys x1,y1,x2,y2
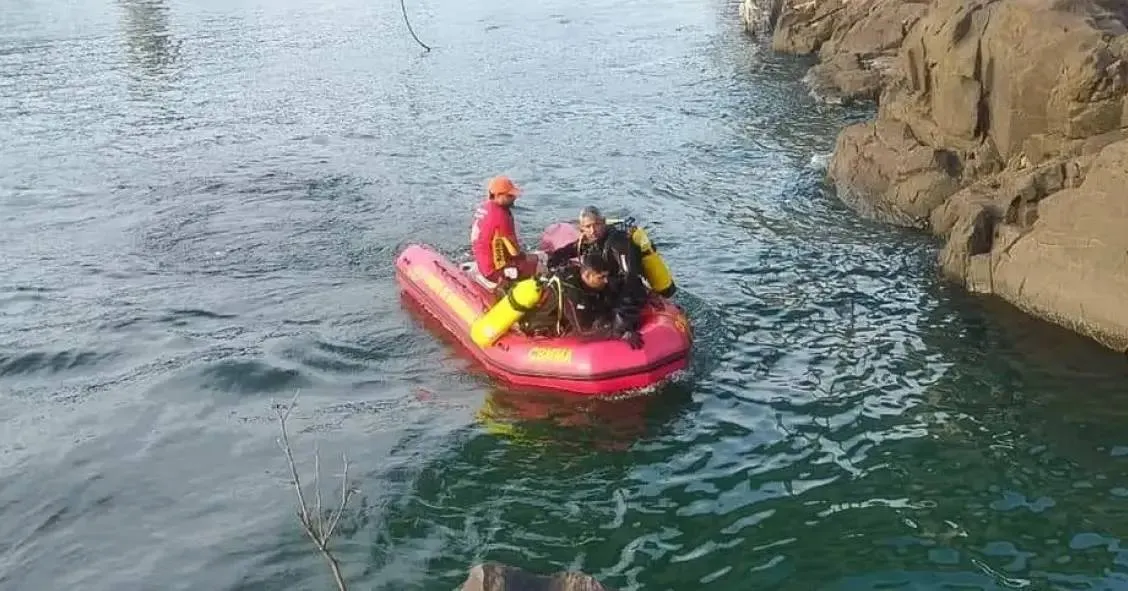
[
  {"x1": 231, "y1": 383, "x2": 697, "y2": 591},
  {"x1": 924, "y1": 280, "x2": 1128, "y2": 445},
  {"x1": 944, "y1": 284, "x2": 1128, "y2": 374},
  {"x1": 197, "y1": 359, "x2": 311, "y2": 395}
]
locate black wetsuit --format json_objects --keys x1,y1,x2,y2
[
  {"x1": 517, "y1": 267, "x2": 613, "y2": 338},
  {"x1": 546, "y1": 224, "x2": 648, "y2": 334}
]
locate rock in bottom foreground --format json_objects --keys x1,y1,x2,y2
[{"x1": 459, "y1": 562, "x2": 615, "y2": 591}]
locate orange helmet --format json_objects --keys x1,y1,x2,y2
[{"x1": 487, "y1": 175, "x2": 522, "y2": 198}]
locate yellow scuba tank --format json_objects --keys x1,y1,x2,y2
[
  {"x1": 627, "y1": 224, "x2": 677, "y2": 298},
  {"x1": 470, "y1": 278, "x2": 543, "y2": 348}
]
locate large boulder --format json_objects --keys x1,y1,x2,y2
[
  {"x1": 808, "y1": 0, "x2": 1128, "y2": 352},
  {"x1": 829, "y1": 0, "x2": 1128, "y2": 225},
  {"x1": 807, "y1": 0, "x2": 929, "y2": 102},
  {"x1": 936, "y1": 139, "x2": 1128, "y2": 352},
  {"x1": 771, "y1": 0, "x2": 845, "y2": 54},
  {"x1": 897, "y1": 0, "x2": 1128, "y2": 162},
  {"x1": 459, "y1": 562, "x2": 615, "y2": 591},
  {"x1": 828, "y1": 119, "x2": 961, "y2": 227},
  {"x1": 770, "y1": 0, "x2": 927, "y2": 102},
  {"x1": 934, "y1": 155, "x2": 1092, "y2": 292}
]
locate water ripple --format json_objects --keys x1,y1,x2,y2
[{"x1": 4, "y1": 0, "x2": 1128, "y2": 589}]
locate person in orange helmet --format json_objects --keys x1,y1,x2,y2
[{"x1": 469, "y1": 175, "x2": 541, "y2": 291}]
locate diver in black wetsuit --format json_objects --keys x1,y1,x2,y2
[
  {"x1": 518, "y1": 252, "x2": 623, "y2": 341},
  {"x1": 545, "y1": 206, "x2": 648, "y2": 349}
]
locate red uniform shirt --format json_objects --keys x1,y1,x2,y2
[{"x1": 470, "y1": 199, "x2": 521, "y2": 279}]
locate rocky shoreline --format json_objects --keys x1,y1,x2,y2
[{"x1": 742, "y1": 0, "x2": 1128, "y2": 354}]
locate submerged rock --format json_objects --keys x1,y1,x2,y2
[{"x1": 459, "y1": 562, "x2": 615, "y2": 591}]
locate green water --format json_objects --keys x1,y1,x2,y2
[{"x1": 2, "y1": 0, "x2": 1128, "y2": 589}]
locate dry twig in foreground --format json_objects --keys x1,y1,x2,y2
[{"x1": 274, "y1": 391, "x2": 358, "y2": 591}]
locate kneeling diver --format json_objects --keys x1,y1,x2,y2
[
  {"x1": 518, "y1": 253, "x2": 644, "y2": 349},
  {"x1": 545, "y1": 206, "x2": 650, "y2": 346}
]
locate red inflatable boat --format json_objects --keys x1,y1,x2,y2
[{"x1": 395, "y1": 222, "x2": 693, "y2": 395}]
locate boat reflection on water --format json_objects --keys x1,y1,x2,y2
[{"x1": 474, "y1": 382, "x2": 693, "y2": 452}]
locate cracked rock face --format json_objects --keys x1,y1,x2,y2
[
  {"x1": 811, "y1": 0, "x2": 1128, "y2": 352},
  {"x1": 771, "y1": 0, "x2": 845, "y2": 55},
  {"x1": 770, "y1": 0, "x2": 928, "y2": 102},
  {"x1": 830, "y1": 0, "x2": 1128, "y2": 227},
  {"x1": 828, "y1": 119, "x2": 961, "y2": 228},
  {"x1": 953, "y1": 140, "x2": 1128, "y2": 353},
  {"x1": 754, "y1": 0, "x2": 1128, "y2": 351}
]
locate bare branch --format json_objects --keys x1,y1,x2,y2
[
  {"x1": 314, "y1": 442, "x2": 325, "y2": 540},
  {"x1": 324, "y1": 453, "x2": 354, "y2": 540},
  {"x1": 274, "y1": 391, "x2": 355, "y2": 591},
  {"x1": 274, "y1": 391, "x2": 311, "y2": 525}
]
